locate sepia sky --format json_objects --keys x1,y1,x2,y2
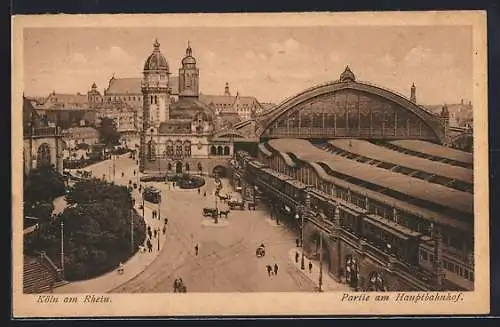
[{"x1": 23, "y1": 26, "x2": 472, "y2": 105}]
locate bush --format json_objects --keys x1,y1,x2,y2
[
  {"x1": 176, "y1": 174, "x2": 205, "y2": 189},
  {"x1": 140, "y1": 174, "x2": 166, "y2": 182},
  {"x1": 24, "y1": 180, "x2": 146, "y2": 281}
]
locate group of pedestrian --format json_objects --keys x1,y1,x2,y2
[
  {"x1": 145, "y1": 224, "x2": 162, "y2": 253},
  {"x1": 173, "y1": 278, "x2": 187, "y2": 293},
  {"x1": 294, "y1": 251, "x2": 314, "y2": 273},
  {"x1": 266, "y1": 263, "x2": 279, "y2": 277}
]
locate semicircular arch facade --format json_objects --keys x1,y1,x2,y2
[{"x1": 259, "y1": 82, "x2": 445, "y2": 143}]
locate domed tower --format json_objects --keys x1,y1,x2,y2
[
  {"x1": 140, "y1": 39, "x2": 171, "y2": 172},
  {"x1": 142, "y1": 39, "x2": 171, "y2": 127},
  {"x1": 178, "y1": 41, "x2": 199, "y2": 99}
]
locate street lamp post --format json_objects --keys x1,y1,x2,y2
[
  {"x1": 131, "y1": 199, "x2": 135, "y2": 254},
  {"x1": 157, "y1": 198, "x2": 161, "y2": 251},
  {"x1": 112, "y1": 154, "x2": 116, "y2": 182},
  {"x1": 295, "y1": 208, "x2": 305, "y2": 270},
  {"x1": 319, "y1": 234, "x2": 323, "y2": 292},
  {"x1": 142, "y1": 195, "x2": 145, "y2": 219},
  {"x1": 60, "y1": 218, "x2": 65, "y2": 278}
]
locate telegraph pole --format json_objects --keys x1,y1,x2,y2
[
  {"x1": 157, "y1": 198, "x2": 161, "y2": 251},
  {"x1": 60, "y1": 218, "x2": 65, "y2": 278},
  {"x1": 131, "y1": 200, "x2": 135, "y2": 254},
  {"x1": 319, "y1": 235, "x2": 323, "y2": 292},
  {"x1": 300, "y1": 208, "x2": 305, "y2": 270}
]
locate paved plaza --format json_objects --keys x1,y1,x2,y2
[{"x1": 54, "y1": 155, "x2": 348, "y2": 293}]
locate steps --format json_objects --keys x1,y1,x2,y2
[{"x1": 23, "y1": 255, "x2": 65, "y2": 294}]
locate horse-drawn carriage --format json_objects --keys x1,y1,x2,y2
[
  {"x1": 247, "y1": 202, "x2": 256, "y2": 210},
  {"x1": 256, "y1": 244, "x2": 266, "y2": 258},
  {"x1": 203, "y1": 207, "x2": 218, "y2": 217},
  {"x1": 228, "y1": 200, "x2": 245, "y2": 210}
]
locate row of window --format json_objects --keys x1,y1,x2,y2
[
  {"x1": 210, "y1": 145, "x2": 231, "y2": 156},
  {"x1": 419, "y1": 249, "x2": 474, "y2": 282},
  {"x1": 273, "y1": 154, "x2": 445, "y2": 238},
  {"x1": 165, "y1": 145, "x2": 191, "y2": 157},
  {"x1": 443, "y1": 260, "x2": 474, "y2": 282},
  {"x1": 105, "y1": 96, "x2": 142, "y2": 102}
]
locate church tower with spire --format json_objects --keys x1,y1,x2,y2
[{"x1": 178, "y1": 41, "x2": 199, "y2": 99}]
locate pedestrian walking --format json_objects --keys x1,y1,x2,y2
[
  {"x1": 173, "y1": 279, "x2": 179, "y2": 293},
  {"x1": 295, "y1": 251, "x2": 299, "y2": 263},
  {"x1": 162, "y1": 226, "x2": 166, "y2": 235},
  {"x1": 194, "y1": 244, "x2": 199, "y2": 256},
  {"x1": 274, "y1": 263, "x2": 279, "y2": 275},
  {"x1": 198, "y1": 188, "x2": 200, "y2": 195},
  {"x1": 121, "y1": 172, "x2": 124, "y2": 178},
  {"x1": 148, "y1": 229, "x2": 152, "y2": 240},
  {"x1": 266, "y1": 265, "x2": 272, "y2": 276},
  {"x1": 147, "y1": 239, "x2": 152, "y2": 253},
  {"x1": 133, "y1": 170, "x2": 136, "y2": 176},
  {"x1": 164, "y1": 218, "x2": 168, "y2": 225},
  {"x1": 309, "y1": 261, "x2": 313, "y2": 273},
  {"x1": 203, "y1": 191, "x2": 206, "y2": 197},
  {"x1": 154, "y1": 229, "x2": 157, "y2": 238}
]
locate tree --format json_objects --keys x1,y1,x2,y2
[
  {"x1": 24, "y1": 201, "x2": 54, "y2": 223},
  {"x1": 23, "y1": 164, "x2": 66, "y2": 204},
  {"x1": 24, "y1": 180, "x2": 146, "y2": 281},
  {"x1": 98, "y1": 117, "x2": 121, "y2": 147},
  {"x1": 65, "y1": 179, "x2": 131, "y2": 207}
]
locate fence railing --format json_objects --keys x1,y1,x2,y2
[{"x1": 39, "y1": 250, "x2": 63, "y2": 280}]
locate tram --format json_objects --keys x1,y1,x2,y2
[{"x1": 143, "y1": 186, "x2": 161, "y2": 204}]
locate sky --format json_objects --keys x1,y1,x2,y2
[{"x1": 23, "y1": 26, "x2": 473, "y2": 105}]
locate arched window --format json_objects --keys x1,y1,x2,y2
[
  {"x1": 36, "y1": 143, "x2": 52, "y2": 167},
  {"x1": 154, "y1": 95, "x2": 158, "y2": 105},
  {"x1": 150, "y1": 95, "x2": 153, "y2": 104},
  {"x1": 185, "y1": 162, "x2": 190, "y2": 171},
  {"x1": 184, "y1": 142, "x2": 191, "y2": 156},
  {"x1": 223, "y1": 146, "x2": 230, "y2": 156},
  {"x1": 210, "y1": 145, "x2": 217, "y2": 156},
  {"x1": 217, "y1": 146, "x2": 223, "y2": 156},
  {"x1": 166, "y1": 141, "x2": 173, "y2": 156},
  {"x1": 175, "y1": 140, "x2": 183, "y2": 156}
]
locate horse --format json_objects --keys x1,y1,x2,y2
[{"x1": 219, "y1": 209, "x2": 230, "y2": 218}]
